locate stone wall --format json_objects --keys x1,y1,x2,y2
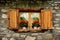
[{"x1": 0, "y1": 0, "x2": 60, "y2": 40}]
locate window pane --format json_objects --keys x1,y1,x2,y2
[
  {"x1": 20, "y1": 12, "x2": 28, "y2": 20},
  {"x1": 31, "y1": 13, "x2": 40, "y2": 29},
  {"x1": 19, "y1": 12, "x2": 28, "y2": 29}
]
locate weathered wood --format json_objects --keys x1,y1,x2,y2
[
  {"x1": 8, "y1": 9, "x2": 19, "y2": 29},
  {"x1": 41, "y1": 9, "x2": 53, "y2": 29}
]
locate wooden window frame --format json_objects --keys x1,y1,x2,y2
[
  {"x1": 17, "y1": 8, "x2": 41, "y2": 32},
  {"x1": 19, "y1": 12, "x2": 40, "y2": 29}
]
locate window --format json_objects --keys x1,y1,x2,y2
[{"x1": 8, "y1": 9, "x2": 53, "y2": 32}]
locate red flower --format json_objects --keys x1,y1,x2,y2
[
  {"x1": 24, "y1": 20, "x2": 28, "y2": 24},
  {"x1": 19, "y1": 20, "x2": 28, "y2": 24},
  {"x1": 32, "y1": 20, "x2": 39, "y2": 24},
  {"x1": 32, "y1": 20, "x2": 42, "y2": 26}
]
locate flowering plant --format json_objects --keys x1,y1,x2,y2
[
  {"x1": 32, "y1": 17, "x2": 40, "y2": 28},
  {"x1": 19, "y1": 17, "x2": 28, "y2": 28},
  {"x1": 32, "y1": 20, "x2": 40, "y2": 28}
]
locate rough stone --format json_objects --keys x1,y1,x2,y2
[
  {"x1": 12, "y1": 33, "x2": 20, "y2": 38},
  {"x1": 31, "y1": 33, "x2": 38, "y2": 36},
  {"x1": 7, "y1": 30, "x2": 15, "y2": 34},
  {"x1": 25, "y1": 36, "x2": 36, "y2": 40},
  {"x1": 54, "y1": 24, "x2": 59, "y2": 27},
  {"x1": 0, "y1": 20, "x2": 4, "y2": 24},
  {"x1": 1, "y1": 9, "x2": 8, "y2": 12},
  {"x1": 55, "y1": 27, "x2": 60, "y2": 29},
  {"x1": 10, "y1": 38, "x2": 16, "y2": 40},
  {"x1": 1, "y1": 14, "x2": 8, "y2": 18},
  {"x1": 56, "y1": 14, "x2": 60, "y2": 16},
  {"x1": 6, "y1": 34, "x2": 12, "y2": 37},
  {"x1": 20, "y1": 34, "x2": 26, "y2": 38},
  {"x1": 53, "y1": 21, "x2": 59, "y2": 23},
  {"x1": 54, "y1": 34, "x2": 60, "y2": 40},
  {"x1": 55, "y1": 18, "x2": 60, "y2": 20},
  {"x1": 2, "y1": 37, "x2": 8, "y2": 40},
  {"x1": 42, "y1": 34, "x2": 53, "y2": 40},
  {"x1": 0, "y1": 28, "x2": 7, "y2": 31},
  {"x1": 55, "y1": 6, "x2": 59, "y2": 9},
  {"x1": 37, "y1": 36, "x2": 42, "y2": 40},
  {"x1": 45, "y1": 34, "x2": 53, "y2": 39}
]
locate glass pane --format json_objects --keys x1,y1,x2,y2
[
  {"x1": 20, "y1": 12, "x2": 28, "y2": 20},
  {"x1": 19, "y1": 12, "x2": 28, "y2": 30},
  {"x1": 31, "y1": 13, "x2": 39, "y2": 18},
  {"x1": 31, "y1": 13, "x2": 40, "y2": 30}
]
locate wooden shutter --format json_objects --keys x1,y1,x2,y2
[
  {"x1": 41, "y1": 9, "x2": 53, "y2": 29},
  {"x1": 8, "y1": 9, "x2": 19, "y2": 29}
]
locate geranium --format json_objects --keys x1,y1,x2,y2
[
  {"x1": 32, "y1": 20, "x2": 40, "y2": 28},
  {"x1": 19, "y1": 20, "x2": 28, "y2": 24},
  {"x1": 19, "y1": 20, "x2": 28, "y2": 28},
  {"x1": 19, "y1": 17, "x2": 28, "y2": 28}
]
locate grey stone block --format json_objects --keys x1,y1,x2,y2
[
  {"x1": 12, "y1": 33, "x2": 20, "y2": 38},
  {"x1": 56, "y1": 14, "x2": 60, "y2": 16},
  {"x1": 25, "y1": 36, "x2": 36, "y2": 40},
  {"x1": 54, "y1": 35, "x2": 60, "y2": 40},
  {"x1": 20, "y1": 34, "x2": 26, "y2": 38},
  {"x1": 2, "y1": 37, "x2": 8, "y2": 40},
  {"x1": 54, "y1": 24, "x2": 59, "y2": 27},
  {"x1": 10, "y1": 38, "x2": 16, "y2": 40}
]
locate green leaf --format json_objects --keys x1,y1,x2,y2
[
  {"x1": 19, "y1": 22, "x2": 28, "y2": 28},
  {"x1": 20, "y1": 17, "x2": 26, "y2": 20},
  {"x1": 33, "y1": 17, "x2": 39, "y2": 20}
]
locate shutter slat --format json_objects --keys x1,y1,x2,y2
[{"x1": 8, "y1": 9, "x2": 18, "y2": 29}]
